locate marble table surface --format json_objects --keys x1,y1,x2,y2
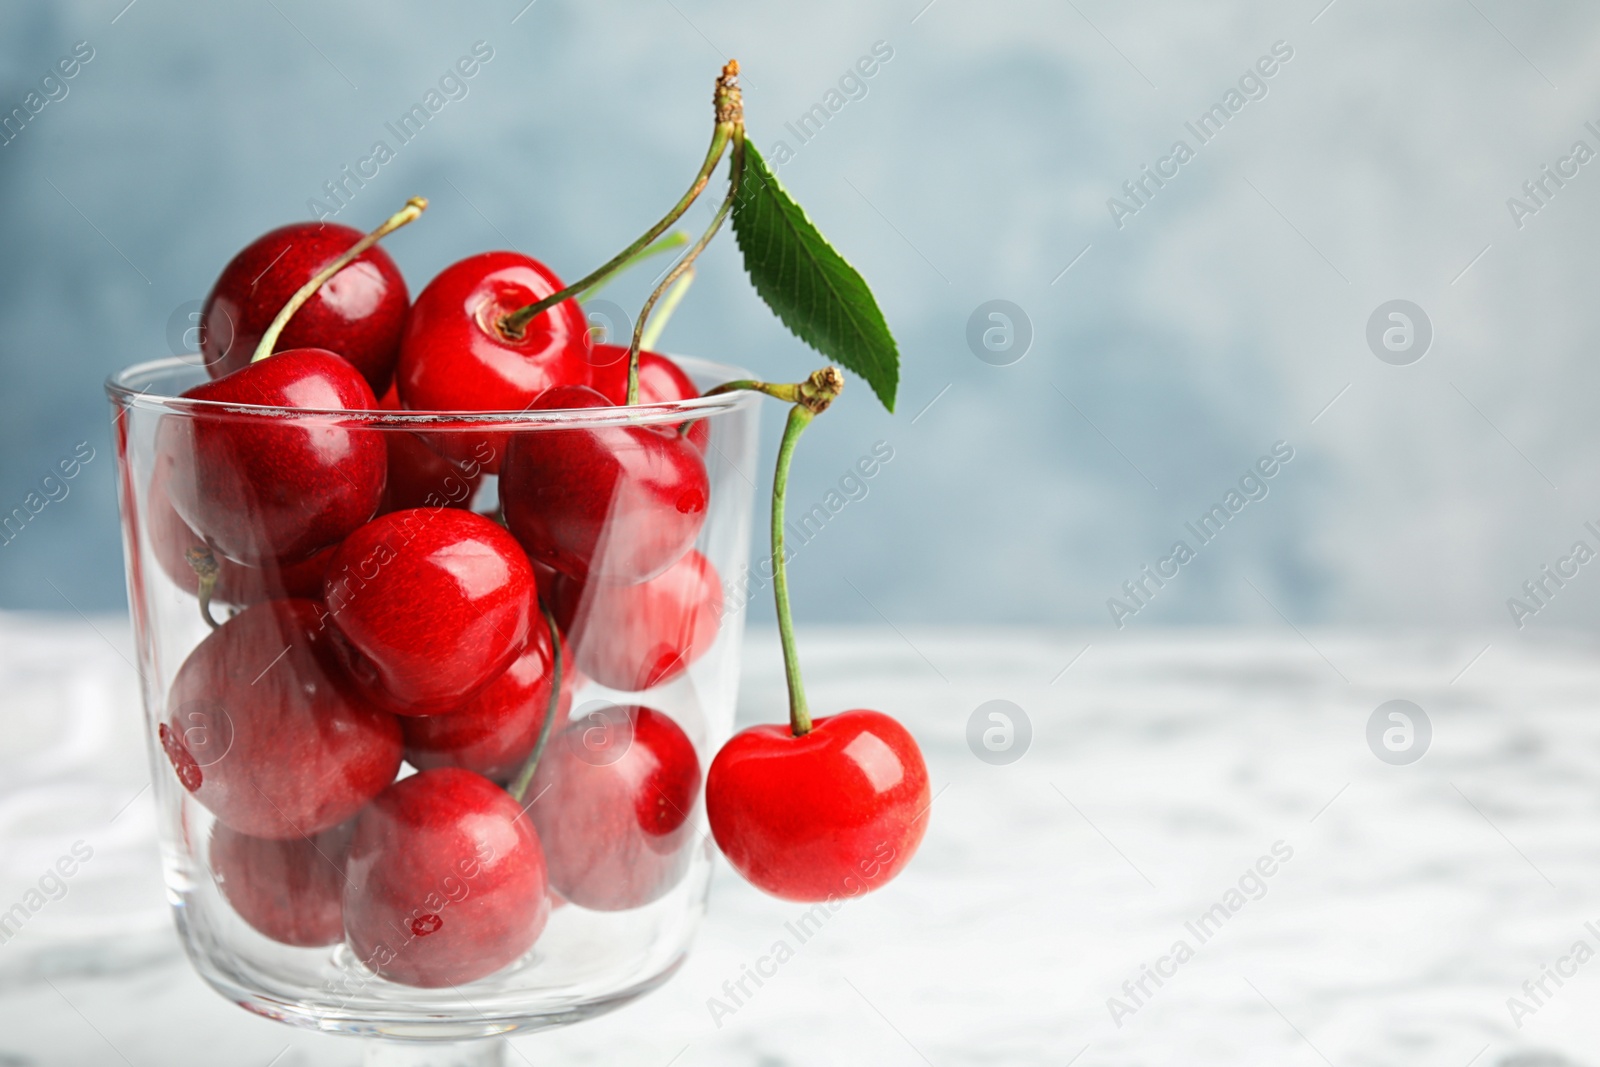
[{"x1": 2, "y1": 615, "x2": 1599, "y2": 1066}]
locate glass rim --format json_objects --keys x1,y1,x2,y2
[{"x1": 105, "y1": 353, "x2": 761, "y2": 430}]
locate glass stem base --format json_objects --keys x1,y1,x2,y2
[{"x1": 363, "y1": 1038, "x2": 506, "y2": 1067}]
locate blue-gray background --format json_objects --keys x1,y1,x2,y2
[{"x1": 1, "y1": 0, "x2": 1596, "y2": 635}]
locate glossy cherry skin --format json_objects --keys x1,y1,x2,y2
[
  {"x1": 706, "y1": 710, "x2": 930, "y2": 903},
  {"x1": 161, "y1": 348, "x2": 385, "y2": 565},
  {"x1": 397, "y1": 251, "x2": 592, "y2": 472},
  {"x1": 528, "y1": 706, "x2": 701, "y2": 911},
  {"x1": 201, "y1": 221, "x2": 410, "y2": 394},
  {"x1": 373, "y1": 384, "x2": 488, "y2": 516},
  {"x1": 162, "y1": 598, "x2": 403, "y2": 839},
  {"x1": 402, "y1": 622, "x2": 574, "y2": 782},
  {"x1": 149, "y1": 450, "x2": 334, "y2": 606},
  {"x1": 553, "y1": 549, "x2": 722, "y2": 692},
  {"x1": 343, "y1": 768, "x2": 549, "y2": 988},
  {"x1": 589, "y1": 347, "x2": 710, "y2": 451},
  {"x1": 210, "y1": 820, "x2": 354, "y2": 947},
  {"x1": 500, "y1": 385, "x2": 710, "y2": 584},
  {"x1": 379, "y1": 432, "x2": 486, "y2": 516},
  {"x1": 324, "y1": 508, "x2": 534, "y2": 714}
]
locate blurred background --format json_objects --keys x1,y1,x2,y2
[
  {"x1": 6, "y1": 3, "x2": 1600, "y2": 1065},
  {"x1": 3, "y1": 0, "x2": 1595, "y2": 635}
]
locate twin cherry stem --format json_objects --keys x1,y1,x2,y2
[
  {"x1": 709, "y1": 367, "x2": 845, "y2": 738},
  {"x1": 576, "y1": 231, "x2": 689, "y2": 305},
  {"x1": 498, "y1": 61, "x2": 746, "y2": 406},
  {"x1": 221, "y1": 64, "x2": 815, "y2": 748},
  {"x1": 624, "y1": 126, "x2": 743, "y2": 405},
  {"x1": 507, "y1": 601, "x2": 564, "y2": 805},
  {"x1": 638, "y1": 267, "x2": 694, "y2": 352},
  {"x1": 249, "y1": 197, "x2": 428, "y2": 366}
]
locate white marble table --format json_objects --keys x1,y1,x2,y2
[{"x1": 2, "y1": 618, "x2": 1598, "y2": 1066}]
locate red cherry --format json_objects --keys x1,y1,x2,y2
[
  {"x1": 201, "y1": 222, "x2": 409, "y2": 394},
  {"x1": 706, "y1": 710, "x2": 930, "y2": 903},
  {"x1": 372, "y1": 383, "x2": 486, "y2": 515},
  {"x1": 500, "y1": 385, "x2": 710, "y2": 583},
  {"x1": 160, "y1": 349, "x2": 385, "y2": 565},
  {"x1": 163, "y1": 598, "x2": 403, "y2": 839},
  {"x1": 589, "y1": 347, "x2": 710, "y2": 451},
  {"x1": 528, "y1": 706, "x2": 701, "y2": 911},
  {"x1": 148, "y1": 451, "x2": 334, "y2": 606},
  {"x1": 343, "y1": 768, "x2": 549, "y2": 988},
  {"x1": 324, "y1": 508, "x2": 534, "y2": 714},
  {"x1": 553, "y1": 549, "x2": 722, "y2": 692},
  {"x1": 396, "y1": 251, "x2": 591, "y2": 472},
  {"x1": 529, "y1": 558, "x2": 561, "y2": 606},
  {"x1": 378, "y1": 433, "x2": 486, "y2": 515},
  {"x1": 402, "y1": 622, "x2": 574, "y2": 782},
  {"x1": 209, "y1": 820, "x2": 354, "y2": 947}
]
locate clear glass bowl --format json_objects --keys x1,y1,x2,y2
[{"x1": 106, "y1": 355, "x2": 761, "y2": 1063}]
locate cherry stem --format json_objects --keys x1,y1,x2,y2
[
  {"x1": 249, "y1": 197, "x2": 427, "y2": 364},
  {"x1": 577, "y1": 231, "x2": 690, "y2": 304},
  {"x1": 764, "y1": 367, "x2": 844, "y2": 737},
  {"x1": 184, "y1": 547, "x2": 222, "y2": 630},
  {"x1": 626, "y1": 126, "x2": 744, "y2": 404},
  {"x1": 508, "y1": 601, "x2": 564, "y2": 805},
  {"x1": 703, "y1": 367, "x2": 845, "y2": 414},
  {"x1": 638, "y1": 267, "x2": 695, "y2": 351},
  {"x1": 498, "y1": 121, "x2": 732, "y2": 340}
]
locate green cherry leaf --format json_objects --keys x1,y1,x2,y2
[{"x1": 731, "y1": 141, "x2": 900, "y2": 412}]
